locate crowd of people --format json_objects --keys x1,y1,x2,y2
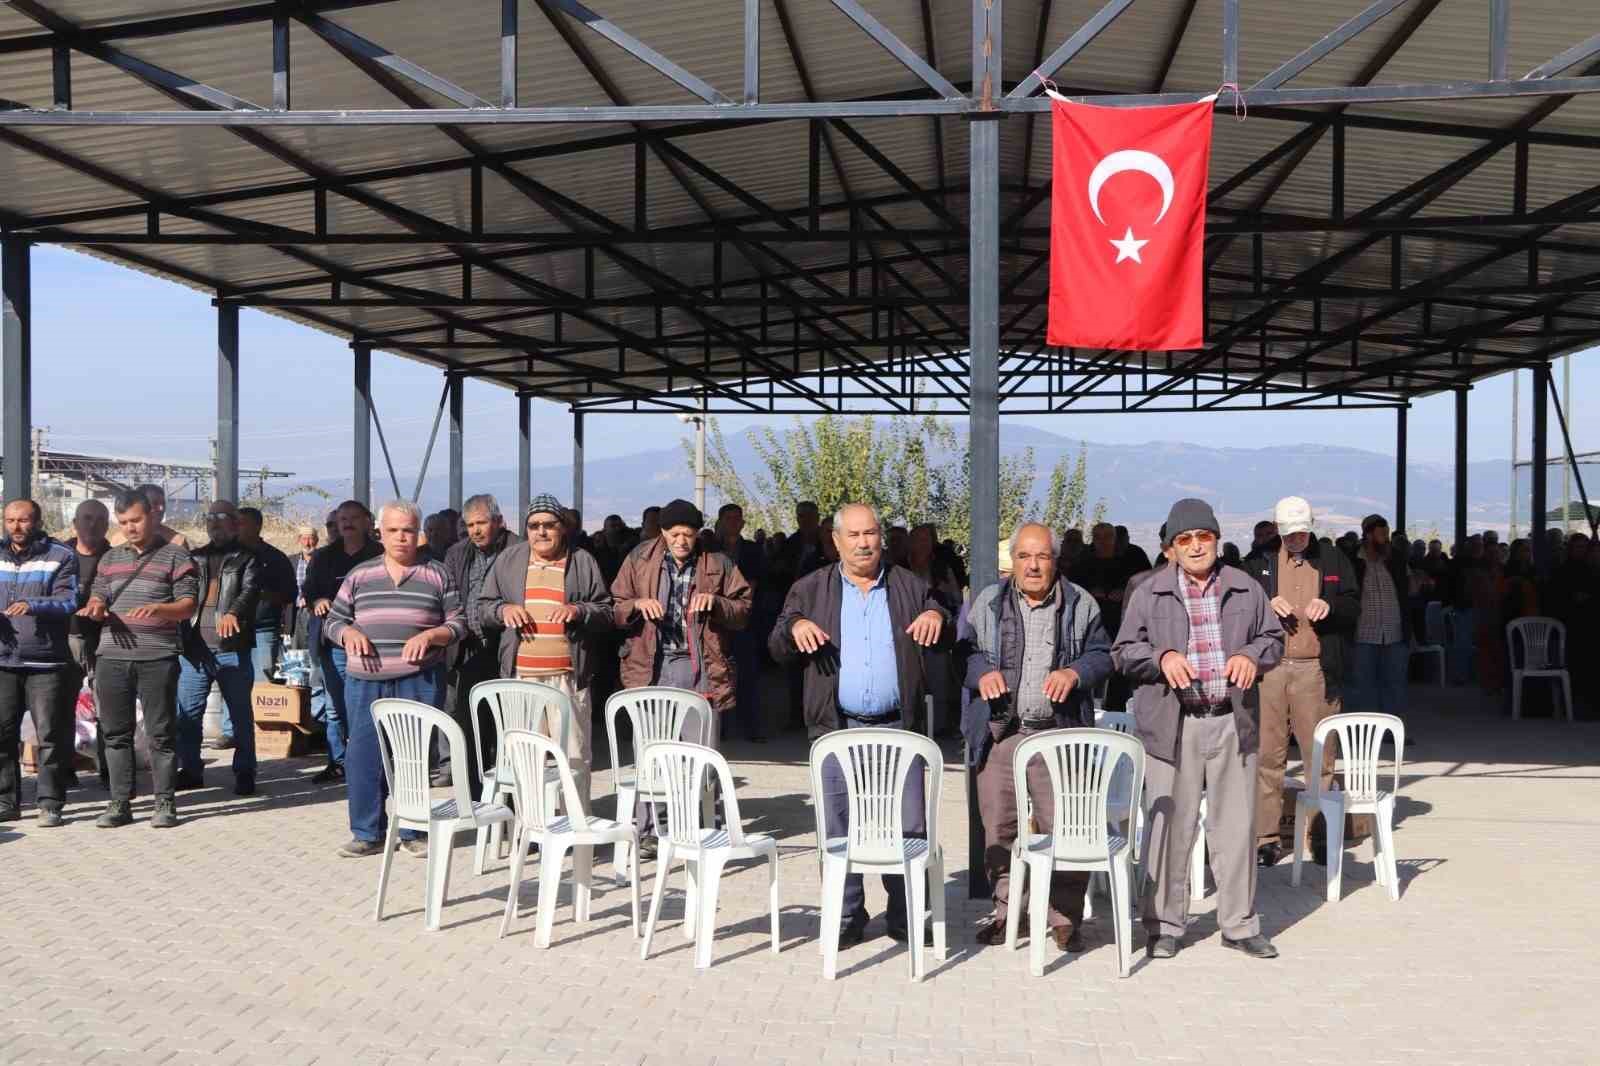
[{"x1": 2, "y1": 480, "x2": 1593, "y2": 961}]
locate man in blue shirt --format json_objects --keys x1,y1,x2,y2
[{"x1": 772, "y1": 503, "x2": 946, "y2": 947}]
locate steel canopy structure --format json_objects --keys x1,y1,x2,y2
[{"x1": 3, "y1": 0, "x2": 1600, "y2": 572}]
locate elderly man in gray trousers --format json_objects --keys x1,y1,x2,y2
[{"x1": 1114, "y1": 499, "x2": 1285, "y2": 961}]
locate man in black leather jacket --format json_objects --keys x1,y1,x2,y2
[{"x1": 174, "y1": 501, "x2": 262, "y2": 795}]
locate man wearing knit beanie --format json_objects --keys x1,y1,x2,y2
[
  {"x1": 1113, "y1": 498, "x2": 1285, "y2": 961},
  {"x1": 611, "y1": 498, "x2": 752, "y2": 861}
]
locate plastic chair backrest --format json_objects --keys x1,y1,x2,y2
[
  {"x1": 605, "y1": 687, "x2": 713, "y2": 789},
  {"x1": 501, "y1": 729, "x2": 591, "y2": 833},
  {"x1": 1507, "y1": 616, "x2": 1565, "y2": 670},
  {"x1": 643, "y1": 740, "x2": 748, "y2": 848},
  {"x1": 470, "y1": 679, "x2": 573, "y2": 787},
  {"x1": 1308, "y1": 712, "x2": 1402, "y2": 806},
  {"x1": 372, "y1": 698, "x2": 474, "y2": 824},
  {"x1": 1013, "y1": 727, "x2": 1143, "y2": 857},
  {"x1": 807, "y1": 728, "x2": 943, "y2": 865}
]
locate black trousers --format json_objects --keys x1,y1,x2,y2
[
  {"x1": 95, "y1": 657, "x2": 180, "y2": 803},
  {"x1": 444, "y1": 644, "x2": 502, "y2": 801},
  {"x1": 0, "y1": 667, "x2": 73, "y2": 812}
]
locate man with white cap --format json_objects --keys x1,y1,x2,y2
[{"x1": 1240, "y1": 497, "x2": 1360, "y2": 868}]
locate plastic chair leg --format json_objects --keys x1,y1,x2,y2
[
  {"x1": 498, "y1": 827, "x2": 530, "y2": 939},
  {"x1": 641, "y1": 840, "x2": 675, "y2": 959},
  {"x1": 424, "y1": 826, "x2": 453, "y2": 931},
  {"x1": 766, "y1": 847, "x2": 781, "y2": 955},
  {"x1": 473, "y1": 823, "x2": 492, "y2": 877},
  {"x1": 696, "y1": 853, "x2": 727, "y2": 970},
  {"x1": 905, "y1": 859, "x2": 926, "y2": 982},
  {"x1": 1083, "y1": 873, "x2": 1098, "y2": 921},
  {"x1": 612, "y1": 784, "x2": 637, "y2": 882},
  {"x1": 1512, "y1": 674, "x2": 1523, "y2": 720},
  {"x1": 573, "y1": 844, "x2": 594, "y2": 924},
  {"x1": 487, "y1": 818, "x2": 504, "y2": 863},
  {"x1": 1290, "y1": 801, "x2": 1308, "y2": 888},
  {"x1": 1109, "y1": 854, "x2": 1132, "y2": 978},
  {"x1": 373, "y1": 815, "x2": 400, "y2": 921},
  {"x1": 627, "y1": 836, "x2": 641, "y2": 936},
  {"x1": 1028, "y1": 856, "x2": 1051, "y2": 977},
  {"x1": 929, "y1": 849, "x2": 946, "y2": 963},
  {"x1": 1562, "y1": 675, "x2": 1575, "y2": 722},
  {"x1": 1003, "y1": 847, "x2": 1025, "y2": 951},
  {"x1": 819, "y1": 857, "x2": 847, "y2": 979},
  {"x1": 1376, "y1": 795, "x2": 1399, "y2": 902},
  {"x1": 535, "y1": 842, "x2": 568, "y2": 948},
  {"x1": 683, "y1": 857, "x2": 699, "y2": 941},
  {"x1": 1321, "y1": 797, "x2": 1346, "y2": 903}
]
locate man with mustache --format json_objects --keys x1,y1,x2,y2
[{"x1": 1114, "y1": 499, "x2": 1285, "y2": 961}]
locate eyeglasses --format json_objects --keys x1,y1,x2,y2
[
  {"x1": 526, "y1": 520, "x2": 562, "y2": 532},
  {"x1": 1173, "y1": 530, "x2": 1218, "y2": 549}
]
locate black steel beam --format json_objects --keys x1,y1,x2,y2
[
  {"x1": 2, "y1": 240, "x2": 30, "y2": 501},
  {"x1": 354, "y1": 343, "x2": 372, "y2": 506},
  {"x1": 1531, "y1": 364, "x2": 1550, "y2": 570},
  {"x1": 828, "y1": 0, "x2": 961, "y2": 99},
  {"x1": 217, "y1": 303, "x2": 240, "y2": 502},
  {"x1": 1008, "y1": 0, "x2": 1135, "y2": 99}
]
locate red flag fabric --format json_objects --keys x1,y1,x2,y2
[{"x1": 1047, "y1": 98, "x2": 1214, "y2": 351}]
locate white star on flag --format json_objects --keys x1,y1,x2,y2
[{"x1": 1109, "y1": 226, "x2": 1149, "y2": 264}]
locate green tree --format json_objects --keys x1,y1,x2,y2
[{"x1": 928, "y1": 447, "x2": 1037, "y2": 557}]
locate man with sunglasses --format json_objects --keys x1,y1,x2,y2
[
  {"x1": 1114, "y1": 499, "x2": 1285, "y2": 961},
  {"x1": 478, "y1": 493, "x2": 613, "y2": 814}
]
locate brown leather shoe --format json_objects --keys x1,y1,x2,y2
[{"x1": 1051, "y1": 924, "x2": 1086, "y2": 953}]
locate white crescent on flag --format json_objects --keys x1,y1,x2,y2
[{"x1": 1086, "y1": 149, "x2": 1176, "y2": 226}]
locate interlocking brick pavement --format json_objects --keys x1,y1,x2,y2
[{"x1": 3, "y1": 685, "x2": 1597, "y2": 1066}]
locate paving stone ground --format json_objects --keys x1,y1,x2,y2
[{"x1": 3, "y1": 683, "x2": 1597, "y2": 1066}]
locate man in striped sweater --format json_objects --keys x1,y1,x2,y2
[
  {"x1": 0, "y1": 499, "x2": 79, "y2": 826},
  {"x1": 323, "y1": 500, "x2": 466, "y2": 858},
  {"x1": 79, "y1": 489, "x2": 198, "y2": 829}
]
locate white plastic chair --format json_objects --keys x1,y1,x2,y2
[
  {"x1": 1003, "y1": 728, "x2": 1143, "y2": 978},
  {"x1": 469, "y1": 679, "x2": 573, "y2": 875},
  {"x1": 605, "y1": 687, "x2": 714, "y2": 881},
  {"x1": 1508, "y1": 617, "x2": 1573, "y2": 721},
  {"x1": 1409, "y1": 636, "x2": 1445, "y2": 687},
  {"x1": 370, "y1": 699, "x2": 514, "y2": 931},
  {"x1": 1291, "y1": 713, "x2": 1404, "y2": 902},
  {"x1": 498, "y1": 729, "x2": 640, "y2": 946},
  {"x1": 808, "y1": 728, "x2": 946, "y2": 982},
  {"x1": 640, "y1": 741, "x2": 779, "y2": 969}
]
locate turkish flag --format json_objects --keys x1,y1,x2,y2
[{"x1": 1047, "y1": 98, "x2": 1213, "y2": 351}]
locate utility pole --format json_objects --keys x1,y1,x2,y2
[
  {"x1": 30, "y1": 425, "x2": 44, "y2": 501},
  {"x1": 1562, "y1": 354, "x2": 1572, "y2": 533},
  {"x1": 1510, "y1": 370, "x2": 1519, "y2": 540},
  {"x1": 677, "y1": 405, "x2": 707, "y2": 514},
  {"x1": 209, "y1": 438, "x2": 218, "y2": 500}
]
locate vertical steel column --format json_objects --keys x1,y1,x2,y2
[
  {"x1": 517, "y1": 393, "x2": 531, "y2": 523},
  {"x1": 447, "y1": 373, "x2": 464, "y2": 511},
  {"x1": 1531, "y1": 363, "x2": 1550, "y2": 575},
  {"x1": 2, "y1": 240, "x2": 31, "y2": 501},
  {"x1": 967, "y1": 0, "x2": 1003, "y2": 900},
  {"x1": 572, "y1": 411, "x2": 585, "y2": 515},
  {"x1": 1394, "y1": 405, "x2": 1408, "y2": 539},
  {"x1": 1453, "y1": 388, "x2": 1469, "y2": 551},
  {"x1": 353, "y1": 343, "x2": 372, "y2": 506},
  {"x1": 216, "y1": 303, "x2": 240, "y2": 503}
]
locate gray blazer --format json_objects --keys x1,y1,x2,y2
[
  {"x1": 1111, "y1": 563, "x2": 1284, "y2": 762},
  {"x1": 477, "y1": 542, "x2": 613, "y2": 686}
]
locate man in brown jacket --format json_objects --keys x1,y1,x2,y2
[
  {"x1": 612, "y1": 499, "x2": 751, "y2": 853},
  {"x1": 1114, "y1": 498, "x2": 1285, "y2": 962}
]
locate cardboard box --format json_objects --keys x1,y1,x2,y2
[
  {"x1": 255, "y1": 724, "x2": 312, "y2": 759},
  {"x1": 253, "y1": 683, "x2": 312, "y2": 732},
  {"x1": 21, "y1": 742, "x2": 97, "y2": 775}
]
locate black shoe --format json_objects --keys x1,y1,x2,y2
[
  {"x1": 838, "y1": 915, "x2": 868, "y2": 948},
  {"x1": 1221, "y1": 933, "x2": 1279, "y2": 959},
  {"x1": 886, "y1": 918, "x2": 933, "y2": 946},
  {"x1": 95, "y1": 801, "x2": 132, "y2": 828},
  {"x1": 636, "y1": 836, "x2": 658, "y2": 861},
  {"x1": 1311, "y1": 837, "x2": 1328, "y2": 867},
  {"x1": 312, "y1": 764, "x2": 345, "y2": 784},
  {"x1": 37, "y1": 806, "x2": 63, "y2": 828},
  {"x1": 150, "y1": 799, "x2": 179, "y2": 829},
  {"x1": 429, "y1": 769, "x2": 451, "y2": 787},
  {"x1": 174, "y1": 769, "x2": 206, "y2": 791},
  {"x1": 337, "y1": 837, "x2": 383, "y2": 857},
  {"x1": 0, "y1": 807, "x2": 18, "y2": 823},
  {"x1": 212, "y1": 736, "x2": 235, "y2": 751},
  {"x1": 1146, "y1": 935, "x2": 1179, "y2": 959},
  {"x1": 1257, "y1": 842, "x2": 1283, "y2": 868},
  {"x1": 233, "y1": 774, "x2": 256, "y2": 797}
]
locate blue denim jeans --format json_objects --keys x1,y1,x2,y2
[
  {"x1": 176, "y1": 647, "x2": 257, "y2": 780},
  {"x1": 318, "y1": 640, "x2": 350, "y2": 768},
  {"x1": 219, "y1": 623, "x2": 279, "y2": 740},
  {"x1": 820, "y1": 717, "x2": 927, "y2": 928},
  {"x1": 344, "y1": 667, "x2": 444, "y2": 843},
  {"x1": 1348, "y1": 641, "x2": 1410, "y2": 716},
  {"x1": 1447, "y1": 607, "x2": 1476, "y2": 685}
]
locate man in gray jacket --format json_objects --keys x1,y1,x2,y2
[
  {"x1": 961, "y1": 522, "x2": 1112, "y2": 950},
  {"x1": 477, "y1": 493, "x2": 612, "y2": 814},
  {"x1": 1114, "y1": 499, "x2": 1285, "y2": 961}
]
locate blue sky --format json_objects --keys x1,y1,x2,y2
[{"x1": 26, "y1": 245, "x2": 1599, "y2": 487}]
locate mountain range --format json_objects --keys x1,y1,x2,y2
[{"x1": 302, "y1": 422, "x2": 1566, "y2": 545}]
